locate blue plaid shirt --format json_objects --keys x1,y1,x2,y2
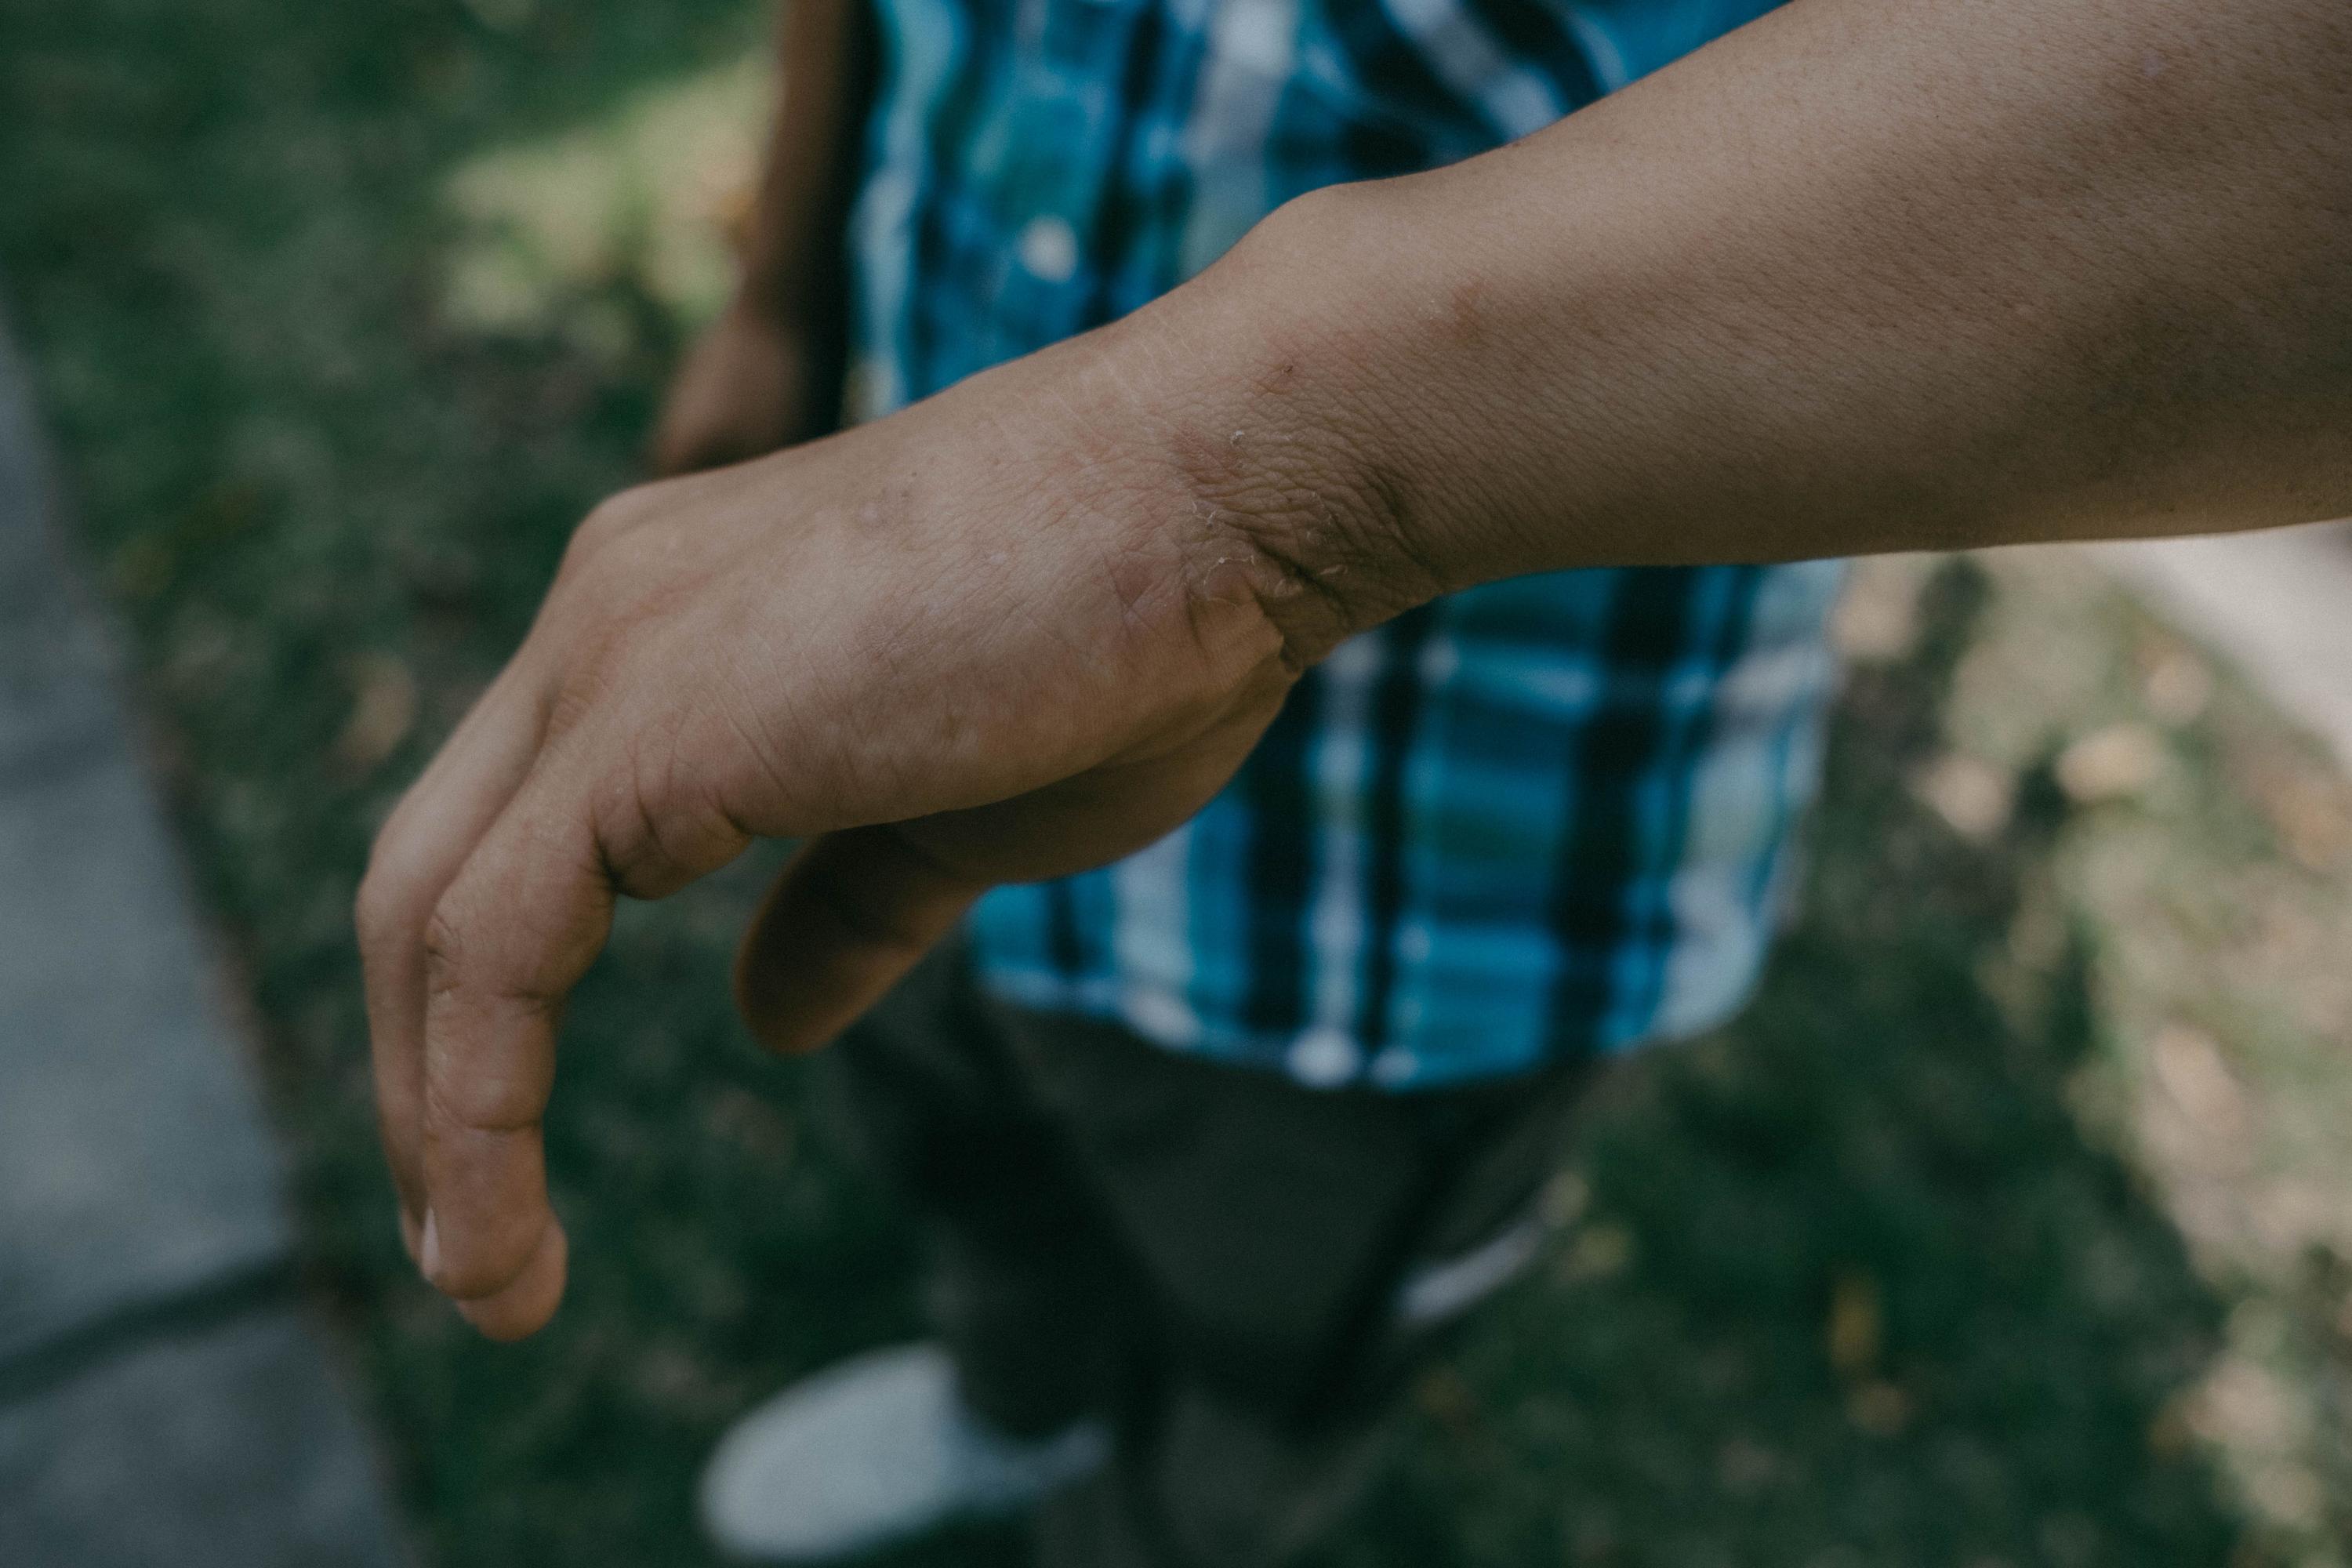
[{"x1": 848, "y1": 0, "x2": 1845, "y2": 1087}]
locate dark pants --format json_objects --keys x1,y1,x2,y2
[{"x1": 831, "y1": 949, "x2": 1599, "y2": 1568}]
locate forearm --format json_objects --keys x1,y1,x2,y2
[
  {"x1": 736, "y1": 0, "x2": 876, "y2": 322},
  {"x1": 1178, "y1": 0, "x2": 2352, "y2": 647}
]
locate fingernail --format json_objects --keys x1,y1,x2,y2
[{"x1": 420, "y1": 1209, "x2": 441, "y2": 1282}]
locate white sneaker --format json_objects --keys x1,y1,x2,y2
[{"x1": 699, "y1": 1342, "x2": 1111, "y2": 1562}]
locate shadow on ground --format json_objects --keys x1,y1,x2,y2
[{"x1": 0, "y1": 3, "x2": 2257, "y2": 1563}]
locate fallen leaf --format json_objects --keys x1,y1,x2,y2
[
  {"x1": 2140, "y1": 644, "x2": 2213, "y2": 726},
  {"x1": 1832, "y1": 565, "x2": 1922, "y2": 663},
  {"x1": 1827, "y1": 1270, "x2": 1883, "y2": 1377},
  {"x1": 2245, "y1": 762, "x2": 2352, "y2": 872},
  {"x1": 2150, "y1": 1024, "x2": 2246, "y2": 1137},
  {"x1": 2056, "y1": 722, "x2": 2163, "y2": 804},
  {"x1": 1911, "y1": 753, "x2": 2016, "y2": 842}
]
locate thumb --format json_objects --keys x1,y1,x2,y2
[{"x1": 734, "y1": 826, "x2": 985, "y2": 1054}]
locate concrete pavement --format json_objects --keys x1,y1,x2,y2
[{"x1": 0, "y1": 313, "x2": 408, "y2": 1566}]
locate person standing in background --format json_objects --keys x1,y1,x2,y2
[{"x1": 659, "y1": 1, "x2": 1826, "y2": 1562}]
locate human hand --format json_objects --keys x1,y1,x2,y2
[
  {"x1": 649, "y1": 296, "x2": 837, "y2": 476},
  {"x1": 358, "y1": 281, "x2": 1399, "y2": 1338}
]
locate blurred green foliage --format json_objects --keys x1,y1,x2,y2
[{"x1": 4, "y1": 2, "x2": 2349, "y2": 1565}]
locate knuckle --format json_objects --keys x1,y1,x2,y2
[
  {"x1": 593, "y1": 747, "x2": 670, "y2": 892},
  {"x1": 543, "y1": 575, "x2": 659, "y2": 712},
  {"x1": 419, "y1": 900, "x2": 471, "y2": 993},
  {"x1": 423, "y1": 1051, "x2": 542, "y2": 1138},
  {"x1": 542, "y1": 670, "x2": 604, "y2": 743},
  {"x1": 562, "y1": 497, "x2": 634, "y2": 571},
  {"x1": 559, "y1": 483, "x2": 667, "y2": 584}
]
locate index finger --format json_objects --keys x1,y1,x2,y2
[
  {"x1": 416, "y1": 725, "x2": 754, "y2": 1338},
  {"x1": 355, "y1": 667, "x2": 549, "y2": 1251}
]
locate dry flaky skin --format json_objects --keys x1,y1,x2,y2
[{"x1": 365, "y1": 0, "x2": 2352, "y2": 1340}]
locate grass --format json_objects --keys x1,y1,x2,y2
[{"x1": 5, "y1": 2, "x2": 2351, "y2": 1564}]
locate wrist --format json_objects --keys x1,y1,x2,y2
[{"x1": 1124, "y1": 185, "x2": 1455, "y2": 667}]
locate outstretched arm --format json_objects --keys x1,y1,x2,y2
[
  {"x1": 362, "y1": 0, "x2": 2352, "y2": 1341},
  {"x1": 1194, "y1": 0, "x2": 2352, "y2": 653}
]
